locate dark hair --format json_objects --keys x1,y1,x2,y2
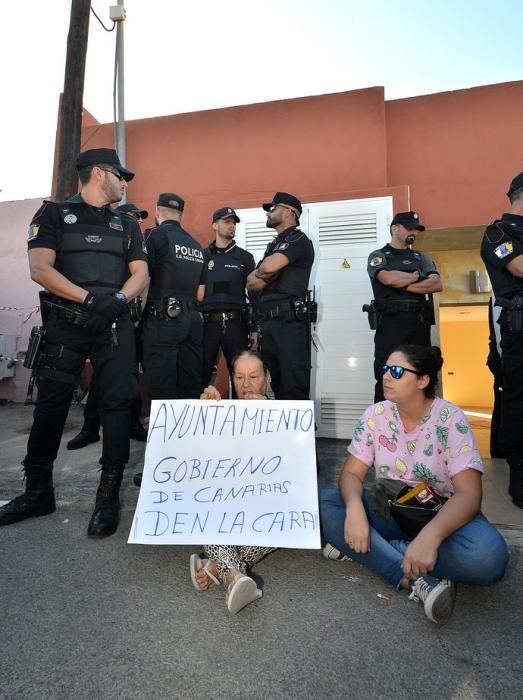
[
  {"x1": 393, "y1": 345, "x2": 443, "y2": 398},
  {"x1": 78, "y1": 165, "x2": 95, "y2": 185},
  {"x1": 232, "y1": 350, "x2": 268, "y2": 375},
  {"x1": 509, "y1": 186, "x2": 523, "y2": 205}
]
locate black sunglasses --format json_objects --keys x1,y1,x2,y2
[
  {"x1": 97, "y1": 166, "x2": 125, "y2": 182},
  {"x1": 380, "y1": 364, "x2": 424, "y2": 380}
]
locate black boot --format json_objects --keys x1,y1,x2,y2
[
  {"x1": 87, "y1": 465, "x2": 124, "y2": 537},
  {"x1": 130, "y1": 423, "x2": 148, "y2": 442},
  {"x1": 67, "y1": 429, "x2": 100, "y2": 450},
  {"x1": 0, "y1": 463, "x2": 55, "y2": 527},
  {"x1": 507, "y1": 455, "x2": 523, "y2": 509}
]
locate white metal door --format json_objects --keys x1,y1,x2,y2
[{"x1": 235, "y1": 197, "x2": 392, "y2": 438}]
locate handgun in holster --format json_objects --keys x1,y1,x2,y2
[{"x1": 362, "y1": 300, "x2": 378, "y2": 330}]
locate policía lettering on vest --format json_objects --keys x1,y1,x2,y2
[{"x1": 175, "y1": 244, "x2": 203, "y2": 259}]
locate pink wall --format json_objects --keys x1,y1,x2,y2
[{"x1": 0, "y1": 198, "x2": 45, "y2": 401}]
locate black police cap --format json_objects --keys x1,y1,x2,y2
[
  {"x1": 391, "y1": 211, "x2": 425, "y2": 231},
  {"x1": 157, "y1": 192, "x2": 184, "y2": 212},
  {"x1": 116, "y1": 203, "x2": 149, "y2": 220},
  {"x1": 507, "y1": 172, "x2": 523, "y2": 198},
  {"x1": 262, "y1": 192, "x2": 302, "y2": 218},
  {"x1": 76, "y1": 148, "x2": 135, "y2": 181},
  {"x1": 212, "y1": 206, "x2": 240, "y2": 223}
]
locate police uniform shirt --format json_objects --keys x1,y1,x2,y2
[
  {"x1": 27, "y1": 194, "x2": 147, "y2": 268},
  {"x1": 201, "y1": 240, "x2": 255, "y2": 311},
  {"x1": 260, "y1": 226, "x2": 315, "y2": 304},
  {"x1": 367, "y1": 244, "x2": 438, "y2": 301},
  {"x1": 480, "y1": 213, "x2": 523, "y2": 300},
  {"x1": 145, "y1": 220, "x2": 204, "y2": 297}
]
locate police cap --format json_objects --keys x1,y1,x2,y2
[
  {"x1": 116, "y1": 203, "x2": 149, "y2": 220},
  {"x1": 212, "y1": 206, "x2": 240, "y2": 223},
  {"x1": 76, "y1": 148, "x2": 135, "y2": 181},
  {"x1": 157, "y1": 193, "x2": 184, "y2": 212},
  {"x1": 262, "y1": 192, "x2": 302, "y2": 219},
  {"x1": 507, "y1": 172, "x2": 523, "y2": 198},
  {"x1": 391, "y1": 211, "x2": 425, "y2": 231}
]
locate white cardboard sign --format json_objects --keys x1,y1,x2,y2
[{"x1": 128, "y1": 399, "x2": 320, "y2": 548}]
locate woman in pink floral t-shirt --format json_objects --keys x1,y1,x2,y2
[{"x1": 320, "y1": 345, "x2": 509, "y2": 625}]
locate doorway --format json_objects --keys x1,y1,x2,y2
[{"x1": 438, "y1": 303, "x2": 493, "y2": 457}]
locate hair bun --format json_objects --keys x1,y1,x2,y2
[{"x1": 430, "y1": 345, "x2": 443, "y2": 371}]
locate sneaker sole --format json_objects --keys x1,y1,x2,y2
[{"x1": 424, "y1": 580, "x2": 456, "y2": 624}]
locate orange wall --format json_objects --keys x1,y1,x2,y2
[
  {"x1": 77, "y1": 80, "x2": 523, "y2": 242},
  {"x1": 386, "y1": 81, "x2": 523, "y2": 229},
  {"x1": 79, "y1": 87, "x2": 409, "y2": 245}
]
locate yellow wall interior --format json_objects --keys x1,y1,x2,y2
[{"x1": 438, "y1": 306, "x2": 492, "y2": 409}]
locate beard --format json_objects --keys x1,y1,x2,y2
[{"x1": 405, "y1": 234, "x2": 416, "y2": 246}]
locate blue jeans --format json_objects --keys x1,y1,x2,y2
[{"x1": 319, "y1": 488, "x2": 509, "y2": 589}]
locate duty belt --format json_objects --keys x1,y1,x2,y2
[
  {"x1": 146, "y1": 300, "x2": 198, "y2": 320},
  {"x1": 259, "y1": 303, "x2": 295, "y2": 322},
  {"x1": 381, "y1": 300, "x2": 425, "y2": 314},
  {"x1": 203, "y1": 310, "x2": 242, "y2": 322}
]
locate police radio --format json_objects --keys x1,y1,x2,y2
[{"x1": 24, "y1": 325, "x2": 46, "y2": 370}]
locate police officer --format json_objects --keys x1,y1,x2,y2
[
  {"x1": 367, "y1": 211, "x2": 442, "y2": 402},
  {"x1": 67, "y1": 202, "x2": 150, "y2": 450},
  {"x1": 141, "y1": 193, "x2": 205, "y2": 400},
  {"x1": 199, "y1": 206, "x2": 256, "y2": 394},
  {"x1": 481, "y1": 172, "x2": 523, "y2": 508},
  {"x1": 246, "y1": 192, "x2": 315, "y2": 399},
  {"x1": 0, "y1": 148, "x2": 149, "y2": 536}
]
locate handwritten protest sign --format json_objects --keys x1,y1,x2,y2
[{"x1": 128, "y1": 399, "x2": 320, "y2": 548}]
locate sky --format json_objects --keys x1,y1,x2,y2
[{"x1": 0, "y1": 0, "x2": 521, "y2": 202}]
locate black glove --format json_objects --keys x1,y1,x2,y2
[
  {"x1": 82, "y1": 311, "x2": 112, "y2": 335},
  {"x1": 82, "y1": 292, "x2": 127, "y2": 322},
  {"x1": 81, "y1": 293, "x2": 128, "y2": 335}
]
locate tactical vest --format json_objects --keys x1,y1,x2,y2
[
  {"x1": 371, "y1": 245, "x2": 430, "y2": 302},
  {"x1": 54, "y1": 201, "x2": 129, "y2": 295},
  {"x1": 148, "y1": 223, "x2": 204, "y2": 303},
  {"x1": 202, "y1": 245, "x2": 247, "y2": 310},
  {"x1": 262, "y1": 230, "x2": 314, "y2": 301}
]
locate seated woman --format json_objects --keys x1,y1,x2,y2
[
  {"x1": 190, "y1": 350, "x2": 277, "y2": 614},
  {"x1": 320, "y1": 345, "x2": 509, "y2": 624}
]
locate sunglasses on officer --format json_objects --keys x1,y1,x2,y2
[
  {"x1": 380, "y1": 364, "x2": 424, "y2": 380},
  {"x1": 97, "y1": 166, "x2": 126, "y2": 182}
]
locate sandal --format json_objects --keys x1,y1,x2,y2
[
  {"x1": 225, "y1": 575, "x2": 261, "y2": 615},
  {"x1": 189, "y1": 554, "x2": 221, "y2": 591}
]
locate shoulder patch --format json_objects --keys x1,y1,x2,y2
[
  {"x1": 493, "y1": 241, "x2": 514, "y2": 259},
  {"x1": 369, "y1": 256, "x2": 383, "y2": 267},
  {"x1": 27, "y1": 223, "x2": 40, "y2": 242}
]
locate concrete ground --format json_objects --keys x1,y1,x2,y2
[{"x1": 0, "y1": 402, "x2": 522, "y2": 700}]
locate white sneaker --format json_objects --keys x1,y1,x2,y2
[
  {"x1": 409, "y1": 575, "x2": 456, "y2": 624},
  {"x1": 322, "y1": 543, "x2": 351, "y2": 562}
]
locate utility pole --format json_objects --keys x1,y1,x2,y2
[
  {"x1": 54, "y1": 0, "x2": 91, "y2": 201},
  {"x1": 112, "y1": 1, "x2": 127, "y2": 202}
]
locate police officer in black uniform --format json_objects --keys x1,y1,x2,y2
[
  {"x1": 481, "y1": 172, "x2": 523, "y2": 508},
  {"x1": 141, "y1": 193, "x2": 205, "y2": 400},
  {"x1": 246, "y1": 192, "x2": 315, "y2": 400},
  {"x1": 367, "y1": 211, "x2": 442, "y2": 402},
  {"x1": 0, "y1": 148, "x2": 149, "y2": 536},
  {"x1": 66, "y1": 202, "x2": 150, "y2": 450},
  {"x1": 199, "y1": 206, "x2": 256, "y2": 393}
]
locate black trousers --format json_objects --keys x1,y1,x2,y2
[
  {"x1": 142, "y1": 310, "x2": 203, "y2": 400},
  {"x1": 373, "y1": 311, "x2": 431, "y2": 402},
  {"x1": 26, "y1": 314, "x2": 138, "y2": 468},
  {"x1": 499, "y1": 323, "x2": 523, "y2": 455},
  {"x1": 82, "y1": 328, "x2": 143, "y2": 433},
  {"x1": 261, "y1": 317, "x2": 311, "y2": 400},
  {"x1": 82, "y1": 373, "x2": 142, "y2": 434},
  {"x1": 202, "y1": 318, "x2": 249, "y2": 391}
]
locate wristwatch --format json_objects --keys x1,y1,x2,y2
[{"x1": 112, "y1": 291, "x2": 128, "y2": 304}]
